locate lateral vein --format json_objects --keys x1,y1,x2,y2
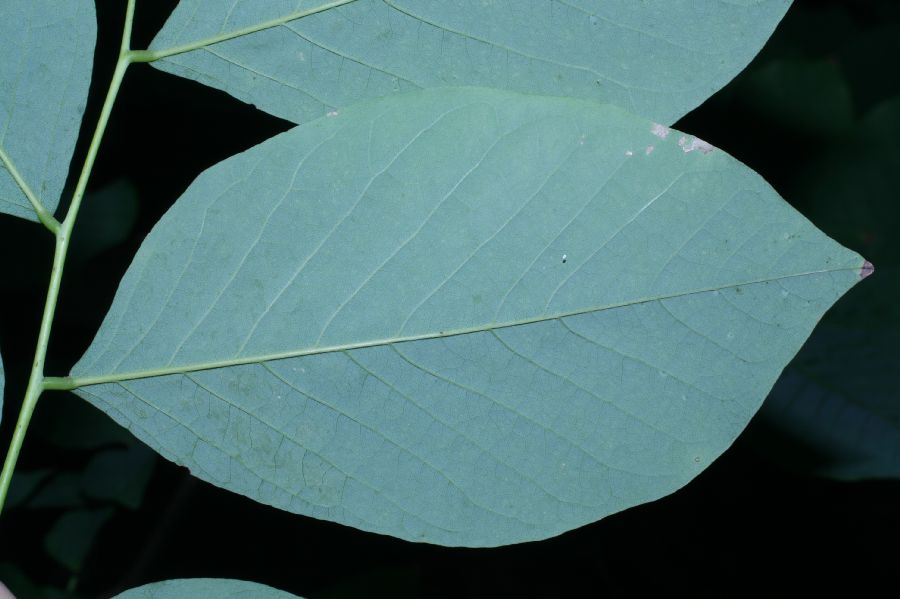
[{"x1": 131, "y1": 0, "x2": 363, "y2": 62}]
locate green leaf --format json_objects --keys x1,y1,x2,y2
[
  {"x1": 44, "y1": 507, "x2": 114, "y2": 572},
  {"x1": 112, "y1": 579, "x2": 301, "y2": 599},
  {"x1": 27, "y1": 472, "x2": 83, "y2": 509},
  {"x1": 4, "y1": 469, "x2": 52, "y2": 510},
  {"x1": 148, "y1": 0, "x2": 792, "y2": 125},
  {"x1": 0, "y1": 0, "x2": 96, "y2": 222},
  {"x1": 72, "y1": 87, "x2": 864, "y2": 546}
]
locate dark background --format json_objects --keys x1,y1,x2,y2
[{"x1": 1, "y1": 1, "x2": 898, "y2": 597}]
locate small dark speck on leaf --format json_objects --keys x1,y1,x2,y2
[{"x1": 860, "y1": 260, "x2": 875, "y2": 280}]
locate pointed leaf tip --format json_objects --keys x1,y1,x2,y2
[{"x1": 860, "y1": 260, "x2": 875, "y2": 279}]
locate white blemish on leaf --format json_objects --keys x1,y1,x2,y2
[
  {"x1": 646, "y1": 145, "x2": 654, "y2": 155},
  {"x1": 678, "y1": 135, "x2": 715, "y2": 154},
  {"x1": 327, "y1": 110, "x2": 339, "y2": 117},
  {"x1": 562, "y1": 254, "x2": 567, "y2": 263},
  {"x1": 651, "y1": 123, "x2": 670, "y2": 139},
  {"x1": 625, "y1": 150, "x2": 633, "y2": 156}
]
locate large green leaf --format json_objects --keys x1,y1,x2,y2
[
  {"x1": 148, "y1": 0, "x2": 792, "y2": 126},
  {"x1": 72, "y1": 88, "x2": 864, "y2": 546},
  {"x1": 112, "y1": 579, "x2": 301, "y2": 599},
  {"x1": 0, "y1": 0, "x2": 96, "y2": 222}
]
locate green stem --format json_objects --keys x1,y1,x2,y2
[
  {"x1": 0, "y1": 0, "x2": 137, "y2": 515},
  {"x1": 0, "y1": 145, "x2": 60, "y2": 234},
  {"x1": 129, "y1": 0, "x2": 361, "y2": 63}
]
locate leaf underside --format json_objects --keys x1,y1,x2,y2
[
  {"x1": 0, "y1": 0, "x2": 96, "y2": 221},
  {"x1": 73, "y1": 88, "x2": 864, "y2": 546},
  {"x1": 112, "y1": 578, "x2": 301, "y2": 599},
  {"x1": 150, "y1": 0, "x2": 792, "y2": 126}
]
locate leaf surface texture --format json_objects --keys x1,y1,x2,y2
[
  {"x1": 0, "y1": 0, "x2": 96, "y2": 221},
  {"x1": 74, "y1": 88, "x2": 864, "y2": 546},
  {"x1": 112, "y1": 578, "x2": 300, "y2": 599},
  {"x1": 149, "y1": 0, "x2": 792, "y2": 125}
]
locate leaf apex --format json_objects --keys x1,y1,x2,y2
[{"x1": 859, "y1": 260, "x2": 875, "y2": 280}]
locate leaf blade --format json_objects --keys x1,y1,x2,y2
[
  {"x1": 112, "y1": 579, "x2": 301, "y2": 599},
  {"x1": 74, "y1": 88, "x2": 864, "y2": 546},
  {"x1": 0, "y1": 0, "x2": 96, "y2": 222},
  {"x1": 148, "y1": 0, "x2": 792, "y2": 125}
]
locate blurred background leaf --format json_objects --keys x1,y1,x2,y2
[
  {"x1": 68, "y1": 177, "x2": 139, "y2": 266},
  {"x1": 81, "y1": 444, "x2": 155, "y2": 509},
  {"x1": 27, "y1": 472, "x2": 83, "y2": 510},
  {"x1": 45, "y1": 507, "x2": 115, "y2": 573},
  {"x1": 736, "y1": 58, "x2": 854, "y2": 137},
  {"x1": 758, "y1": 96, "x2": 900, "y2": 479},
  {"x1": 4, "y1": 469, "x2": 52, "y2": 510}
]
